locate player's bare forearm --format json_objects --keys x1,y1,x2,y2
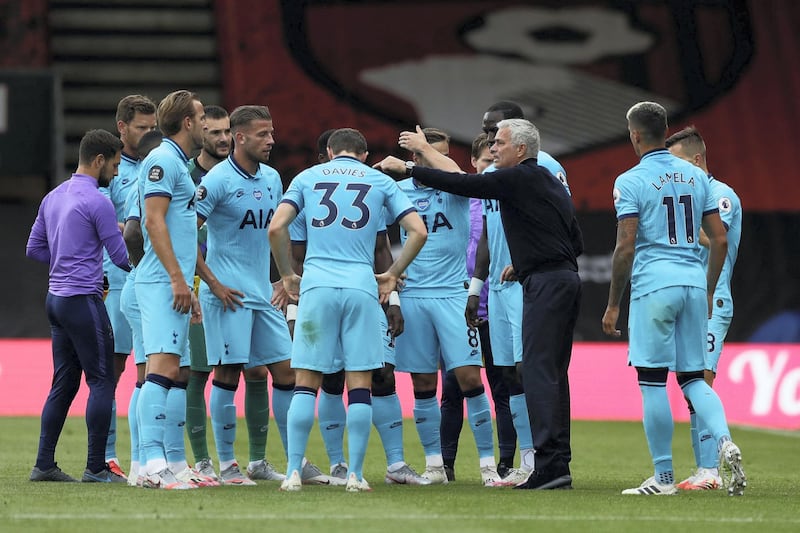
[
  {"x1": 269, "y1": 227, "x2": 294, "y2": 279},
  {"x1": 268, "y1": 204, "x2": 299, "y2": 279},
  {"x1": 374, "y1": 233, "x2": 394, "y2": 273},
  {"x1": 606, "y1": 217, "x2": 637, "y2": 308},
  {"x1": 473, "y1": 221, "x2": 490, "y2": 281},
  {"x1": 391, "y1": 214, "x2": 427, "y2": 278},
  {"x1": 123, "y1": 219, "x2": 144, "y2": 267},
  {"x1": 702, "y1": 213, "x2": 727, "y2": 295}
]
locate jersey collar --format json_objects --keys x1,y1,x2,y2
[
  {"x1": 640, "y1": 147, "x2": 669, "y2": 160},
  {"x1": 162, "y1": 138, "x2": 189, "y2": 163},
  {"x1": 227, "y1": 154, "x2": 260, "y2": 180}
]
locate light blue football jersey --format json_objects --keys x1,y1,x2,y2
[
  {"x1": 135, "y1": 138, "x2": 198, "y2": 286},
  {"x1": 281, "y1": 155, "x2": 414, "y2": 296},
  {"x1": 292, "y1": 207, "x2": 388, "y2": 246},
  {"x1": 101, "y1": 152, "x2": 140, "y2": 288},
  {"x1": 289, "y1": 209, "x2": 307, "y2": 243},
  {"x1": 699, "y1": 176, "x2": 741, "y2": 317},
  {"x1": 397, "y1": 177, "x2": 470, "y2": 297},
  {"x1": 121, "y1": 182, "x2": 141, "y2": 286},
  {"x1": 483, "y1": 150, "x2": 570, "y2": 290},
  {"x1": 195, "y1": 155, "x2": 283, "y2": 309},
  {"x1": 613, "y1": 148, "x2": 717, "y2": 300}
]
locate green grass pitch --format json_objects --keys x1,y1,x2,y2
[{"x1": 1, "y1": 417, "x2": 797, "y2": 532}]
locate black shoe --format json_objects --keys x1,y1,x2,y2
[
  {"x1": 30, "y1": 465, "x2": 78, "y2": 482},
  {"x1": 497, "y1": 461, "x2": 512, "y2": 479},
  {"x1": 513, "y1": 467, "x2": 572, "y2": 490},
  {"x1": 82, "y1": 466, "x2": 127, "y2": 483},
  {"x1": 443, "y1": 465, "x2": 455, "y2": 482}
]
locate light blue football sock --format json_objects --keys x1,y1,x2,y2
[
  {"x1": 137, "y1": 377, "x2": 170, "y2": 469},
  {"x1": 509, "y1": 392, "x2": 533, "y2": 451},
  {"x1": 128, "y1": 385, "x2": 141, "y2": 464},
  {"x1": 681, "y1": 379, "x2": 731, "y2": 448},
  {"x1": 210, "y1": 382, "x2": 238, "y2": 464},
  {"x1": 318, "y1": 391, "x2": 346, "y2": 466},
  {"x1": 465, "y1": 390, "x2": 495, "y2": 460},
  {"x1": 286, "y1": 389, "x2": 317, "y2": 476},
  {"x1": 372, "y1": 393, "x2": 404, "y2": 466},
  {"x1": 347, "y1": 403, "x2": 372, "y2": 480},
  {"x1": 346, "y1": 388, "x2": 372, "y2": 481},
  {"x1": 640, "y1": 383, "x2": 673, "y2": 481},
  {"x1": 698, "y1": 423, "x2": 719, "y2": 469},
  {"x1": 165, "y1": 385, "x2": 188, "y2": 467},
  {"x1": 688, "y1": 409, "x2": 702, "y2": 467},
  {"x1": 413, "y1": 395, "x2": 441, "y2": 458}
]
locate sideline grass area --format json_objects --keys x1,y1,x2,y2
[{"x1": 0, "y1": 416, "x2": 797, "y2": 532}]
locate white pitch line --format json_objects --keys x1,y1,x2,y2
[
  {"x1": 732, "y1": 424, "x2": 800, "y2": 439},
  {"x1": 8, "y1": 513, "x2": 800, "y2": 524}
]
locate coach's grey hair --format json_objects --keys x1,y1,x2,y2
[
  {"x1": 626, "y1": 101, "x2": 667, "y2": 143},
  {"x1": 496, "y1": 118, "x2": 540, "y2": 158}
]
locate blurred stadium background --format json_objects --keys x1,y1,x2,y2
[{"x1": 1, "y1": 0, "x2": 798, "y2": 345}]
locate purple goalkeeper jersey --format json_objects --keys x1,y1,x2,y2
[
  {"x1": 26, "y1": 173, "x2": 130, "y2": 297},
  {"x1": 467, "y1": 198, "x2": 489, "y2": 319}
]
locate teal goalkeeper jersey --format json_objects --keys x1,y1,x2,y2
[
  {"x1": 613, "y1": 148, "x2": 717, "y2": 300},
  {"x1": 398, "y1": 177, "x2": 470, "y2": 298},
  {"x1": 136, "y1": 138, "x2": 198, "y2": 287},
  {"x1": 699, "y1": 176, "x2": 742, "y2": 317},
  {"x1": 195, "y1": 155, "x2": 283, "y2": 309},
  {"x1": 483, "y1": 150, "x2": 570, "y2": 291},
  {"x1": 281, "y1": 155, "x2": 414, "y2": 297}
]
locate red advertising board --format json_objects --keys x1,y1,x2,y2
[{"x1": 2, "y1": 339, "x2": 797, "y2": 429}]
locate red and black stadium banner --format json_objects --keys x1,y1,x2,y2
[{"x1": 215, "y1": 0, "x2": 800, "y2": 342}]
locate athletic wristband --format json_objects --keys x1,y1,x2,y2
[
  {"x1": 467, "y1": 277, "x2": 484, "y2": 297},
  {"x1": 286, "y1": 303, "x2": 298, "y2": 322},
  {"x1": 388, "y1": 291, "x2": 401, "y2": 307}
]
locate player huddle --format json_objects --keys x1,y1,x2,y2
[{"x1": 28, "y1": 91, "x2": 745, "y2": 496}]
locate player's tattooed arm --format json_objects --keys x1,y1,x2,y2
[{"x1": 602, "y1": 217, "x2": 637, "y2": 337}]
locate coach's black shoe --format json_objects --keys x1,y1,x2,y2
[
  {"x1": 30, "y1": 465, "x2": 78, "y2": 482},
  {"x1": 443, "y1": 465, "x2": 455, "y2": 482},
  {"x1": 513, "y1": 465, "x2": 572, "y2": 490}
]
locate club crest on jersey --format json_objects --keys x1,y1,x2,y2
[
  {"x1": 196, "y1": 185, "x2": 208, "y2": 201},
  {"x1": 253, "y1": 189, "x2": 263, "y2": 200},
  {"x1": 416, "y1": 198, "x2": 430, "y2": 211},
  {"x1": 148, "y1": 166, "x2": 164, "y2": 182}
]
